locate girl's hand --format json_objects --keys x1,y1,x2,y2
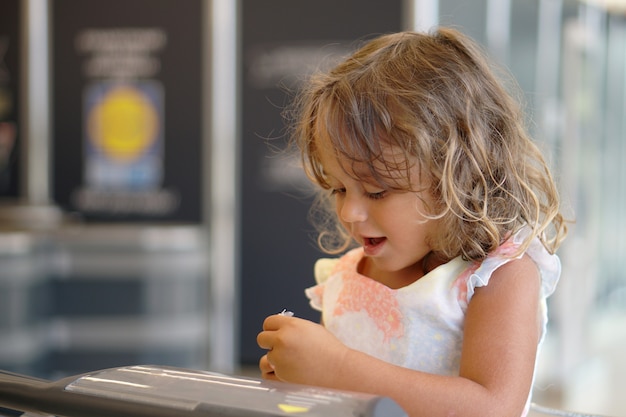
[{"x1": 257, "y1": 314, "x2": 350, "y2": 386}]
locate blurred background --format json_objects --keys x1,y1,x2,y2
[{"x1": 0, "y1": 0, "x2": 624, "y2": 415}]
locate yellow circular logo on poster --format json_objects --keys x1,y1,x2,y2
[{"x1": 88, "y1": 85, "x2": 159, "y2": 163}]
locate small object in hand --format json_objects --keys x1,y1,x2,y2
[{"x1": 279, "y1": 309, "x2": 294, "y2": 317}]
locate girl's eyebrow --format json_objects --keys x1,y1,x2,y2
[
  {"x1": 352, "y1": 166, "x2": 375, "y2": 180},
  {"x1": 346, "y1": 163, "x2": 383, "y2": 184},
  {"x1": 320, "y1": 157, "x2": 383, "y2": 185}
]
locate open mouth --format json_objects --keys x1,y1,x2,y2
[{"x1": 364, "y1": 237, "x2": 386, "y2": 247}]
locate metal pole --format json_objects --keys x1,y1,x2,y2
[
  {"x1": 208, "y1": 0, "x2": 239, "y2": 373},
  {"x1": 21, "y1": 0, "x2": 50, "y2": 205},
  {"x1": 409, "y1": 0, "x2": 439, "y2": 32},
  {"x1": 486, "y1": 0, "x2": 511, "y2": 65}
]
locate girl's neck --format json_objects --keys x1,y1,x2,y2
[
  {"x1": 357, "y1": 254, "x2": 426, "y2": 289},
  {"x1": 357, "y1": 250, "x2": 449, "y2": 289},
  {"x1": 421, "y1": 251, "x2": 438, "y2": 275}
]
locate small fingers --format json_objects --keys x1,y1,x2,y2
[
  {"x1": 257, "y1": 328, "x2": 274, "y2": 350},
  {"x1": 259, "y1": 354, "x2": 279, "y2": 380},
  {"x1": 259, "y1": 354, "x2": 274, "y2": 370},
  {"x1": 258, "y1": 313, "x2": 296, "y2": 348},
  {"x1": 262, "y1": 313, "x2": 287, "y2": 330}
]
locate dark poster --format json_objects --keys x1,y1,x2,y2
[
  {"x1": 52, "y1": 0, "x2": 203, "y2": 223},
  {"x1": 0, "y1": 0, "x2": 20, "y2": 198},
  {"x1": 240, "y1": 0, "x2": 405, "y2": 364}
]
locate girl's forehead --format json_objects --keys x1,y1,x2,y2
[
  {"x1": 315, "y1": 134, "x2": 418, "y2": 188},
  {"x1": 314, "y1": 133, "x2": 349, "y2": 175},
  {"x1": 315, "y1": 130, "x2": 409, "y2": 167}
]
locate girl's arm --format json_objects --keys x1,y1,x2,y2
[{"x1": 257, "y1": 255, "x2": 542, "y2": 417}]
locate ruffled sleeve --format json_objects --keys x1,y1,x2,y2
[
  {"x1": 305, "y1": 258, "x2": 340, "y2": 311},
  {"x1": 527, "y1": 236, "x2": 561, "y2": 300},
  {"x1": 465, "y1": 229, "x2": 561, "y2": 304}
]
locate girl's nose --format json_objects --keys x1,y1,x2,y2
[{"x1": 339, "y1": 194, "x2": 368, "y2": 223}]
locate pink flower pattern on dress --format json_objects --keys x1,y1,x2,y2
[
  {"x1": 331, "y1": 251, "x2": 404, "y2": 343},
  {"x1": 492, "y1": 233, "x2": 521, "y2": 258}
]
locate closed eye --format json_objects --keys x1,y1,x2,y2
[
  {"x1": 367, "y1": 191, "x2": 387, "y2": 200},
  {"x1": 330, "y1": 188, "x2": 386, "y2": 200}
]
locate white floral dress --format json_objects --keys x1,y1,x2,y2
[{"x1": 305, "y1": 229, "x2": 560, "y2": 416}]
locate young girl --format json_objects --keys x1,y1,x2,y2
[{"x1": 257, "y1": 27, "x2": 567, "y2": 417}]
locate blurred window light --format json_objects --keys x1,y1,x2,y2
[{"x1": 580, "y1": 0, "x2": 626, "y2": 14}]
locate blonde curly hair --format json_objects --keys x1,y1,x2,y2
[{"x1": 289, "y1": 27, "x2": 567, "y2": 261}]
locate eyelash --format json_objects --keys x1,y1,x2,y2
[
  {"x1": 330, "y1": 188, "x2": 387, "y2": 200},
  {"x1": 368, "y1": 191, "x2": 387, "y2": 200}
]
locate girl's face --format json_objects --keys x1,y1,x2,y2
[{"x1": 316, "y1": 135, "x2": 440, "y2": 289}]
